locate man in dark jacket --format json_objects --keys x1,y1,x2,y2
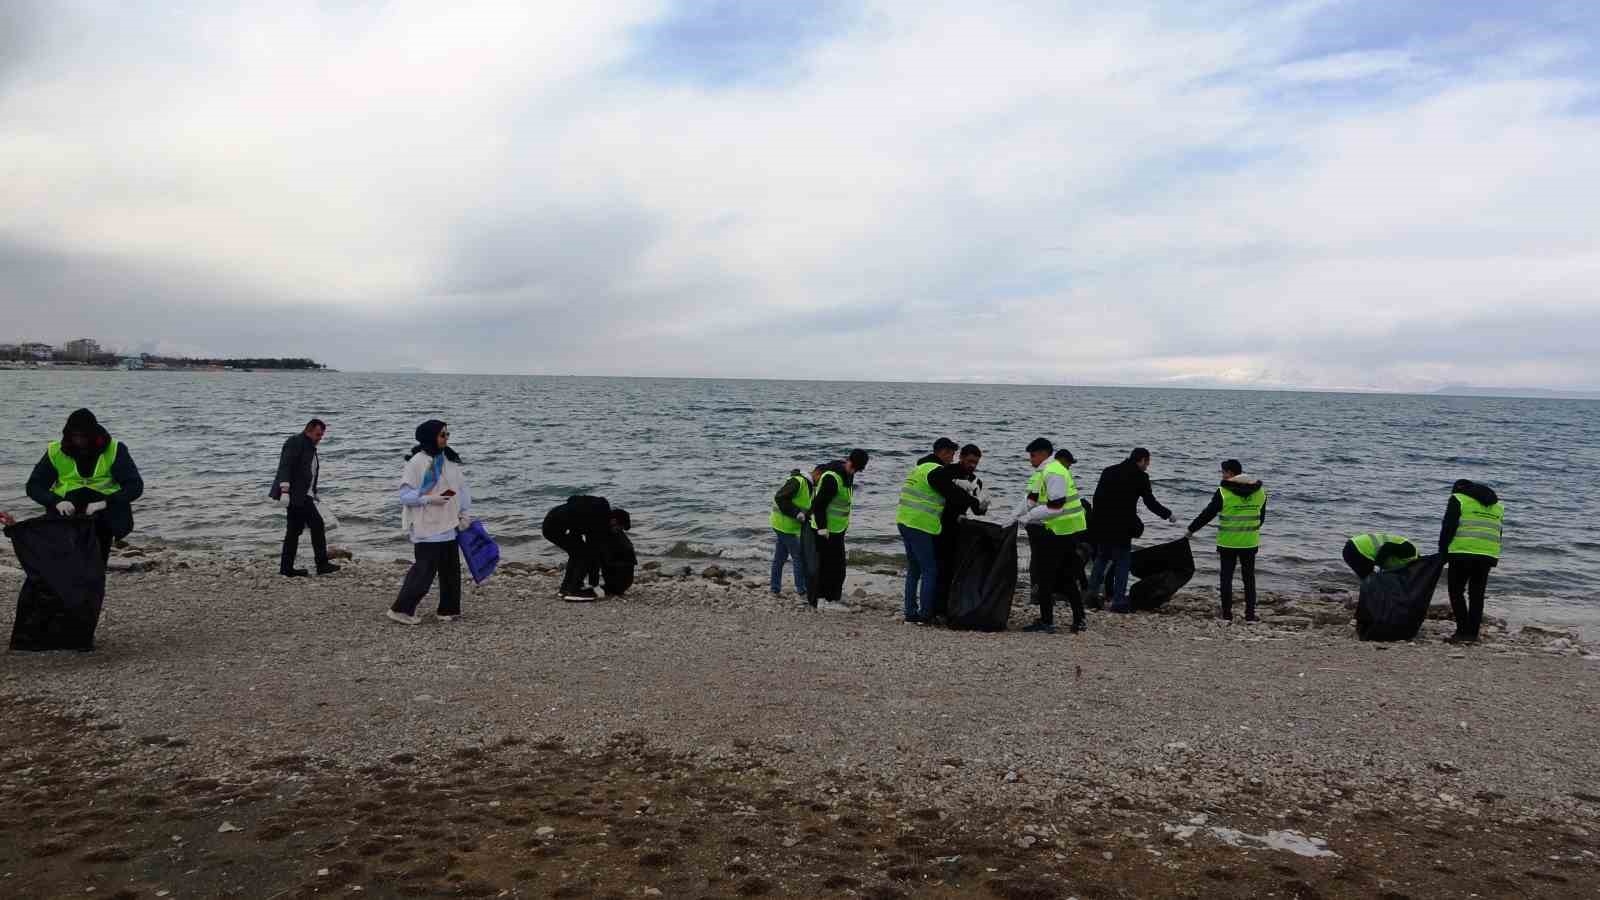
[
  {"x1": 543, "y1": 495, "x2": 629, "y2": 602},
  {"x1": 1088, "y1": 448, "x2": 1173, "y2": 613},
  {"x1": 270, "y1": 418, "x2": 338, "y2": 577},
  {"x1": 26, "y1": 408, "x2": 144, "y2": 566},
  {"x1": 931, "y1": 443, "x2": 988, "y2": 620},
  {"x1": 1438, "y1": 479, "x2": 1504, "y2": 643},
  {"x1": 810, "y1": 449, "x2": 869, "y2": 611}
]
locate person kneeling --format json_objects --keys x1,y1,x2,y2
[{"x1": 542, "y1": 496, "x2": 630, "y2": 601}]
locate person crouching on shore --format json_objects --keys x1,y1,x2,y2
[{"x1": 388, "y1": 420, "x2": 473, "y2": 626}]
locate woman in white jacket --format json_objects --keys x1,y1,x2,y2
[{"x1": 388, "y1": 419, "x2": 473, "y2": 626}]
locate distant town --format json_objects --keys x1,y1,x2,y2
[{"x1": 0, "y1": 338, "x2": 326, "y2": 372}]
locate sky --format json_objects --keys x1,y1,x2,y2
[{"x1": 2, "y1": 0, "x2": 1598, "y2": 391}]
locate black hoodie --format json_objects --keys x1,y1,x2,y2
[
  {"x1": 26, "y1": 412, "x2": 145, "y2": 538},
  {"x1": 1186, "y1": 474, "x2": 1267, "y2": 536},
  {"x1": 1439, "y1": 480, "x2": 1500, "y2": 563}
]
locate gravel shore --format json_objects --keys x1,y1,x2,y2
[{"x1": 2, "y1": 542, "x2": 1597, "y2": 897}]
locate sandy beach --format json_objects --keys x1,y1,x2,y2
[{"x1": 2, "y1": 542, "x2": 1598, "y2": 898}]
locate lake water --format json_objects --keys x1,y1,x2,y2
[{"x1": 4, "y1": 370, "x2": 1597, "y2": 631}]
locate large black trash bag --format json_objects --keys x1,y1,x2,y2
[
  {"x1": 1357, "y1": 554, "x2": 1444, "y2": 642},
  {"x1": 6, "y1": 517, "x2": 107, "y2": 652},
  {"x1": 946, "y1": 520, "x2": 1017, "y2": 631},
  {"x1": 799, "y1": 520, "x2": 820, "y2": 604},
  {"x1": 601, "y1": 530, "x2": 637, "y2": 596},
  {"x1": 1127, "y1": 538, "x2": 1196, "y2": 611}
]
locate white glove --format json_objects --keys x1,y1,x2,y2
[
  {"x1": 84, "y1": 501, "x2": 107, "y2": 516},
  {"x1": 276, "y1": 482, "x2": 291, "y2": 508},
  {"x1": 56, "y1": 501, "x2": 76, "y2": 517},
  {"x1": 1166, "y1": 514, "x2": 1176, "y2": 523},
  {"x1": 816, "y1": 528, "x2": 830, "y2": 539}
]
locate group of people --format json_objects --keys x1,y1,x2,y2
[
  {"x1": 269, "y1": 417, "x2": 636, "y2": 626},
  {"x1": 769, "y1": 439, "x2": 1505, "y2": 642},
  {"x1": 1, "y1": 409, "x2": 1508, "y2": 651}
]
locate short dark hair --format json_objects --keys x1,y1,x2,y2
[
  {"x1": 610, "y1": 508, "x2": 632, "y2": 530},
  {"x1": 1129, "y1": 447, "x2": 1150, "y2": 463},
  {"x1": 1221, "y1": 459, "x2": 1243, "y2": 476},
  {"x1": 932, "y1": 437, "x2": 958, "y2": 453},
  {"x1": 848, "y1": 449, "x2": 870, "y2": 469},
  {"x1": 1026, "y1": 438, "x2": 1053, "y2": 454},
  {"x1": 305, "y1": 418, "x2": 327, "y2": 432},
  {"x1": 1054, "y1": 448, "x2": 1075, "y2": 465},
  {"x1": 959, "y1": 443, "x2": 982, "y2": 458}
]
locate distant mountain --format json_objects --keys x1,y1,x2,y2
[{"x1": 1433, "y1": 385, "x2": 1600, "y2": 400}]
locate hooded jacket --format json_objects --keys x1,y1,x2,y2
[
  {"x1": 1090, "y1": 458, "x2": 1172, "y2": 543},
  {"x1": 26, "y1": 413, "x2": 145, "y2": 538},
  {"x1": 1186, "y1": 474, "x2": 1267, "y2": 537},
  {"x1": 772, "y1": 470, "x2": 815, "y2": 520},
  {"x1": 1439, "y1": 480, "x2": 1500, "y2": 564}
]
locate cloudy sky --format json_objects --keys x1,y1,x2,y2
[{"x1": 3, "y1": 1, "x2": 1597, "y2": 390}]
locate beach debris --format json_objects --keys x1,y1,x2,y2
[
  {"x1": 1163, "y1": 823, "x2": 1337, "y2": 858},
  {"x1": 217, "y1": 821, "x2": 242, "y2": 833}
]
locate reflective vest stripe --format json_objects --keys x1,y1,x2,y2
[
  {"x1": 1040, "y1": 459, "x2": 1087, "y2": 536},
  {"x1": 1446, "y1": 493, "x2": 1503, "y2": 559},
  {"x1": 819, "y1": 470, "x2": 853, "y2": 534},
  {"x1": 896, "y1": 462, "x2": 946, "y2": 535},
  {"x1": 47, "y1": 440, "x2": 120, "y2": 497},
  {"x1": 1216, "y1": 486, "x2": 1266, "y2": 549}
]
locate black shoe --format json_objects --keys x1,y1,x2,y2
[
  {"x1": 561, "y1": 588, "x2": 598, "y2": 602},
  {"x1": 1219, "y1": 607, "x2": 1233, "y2": 621},
  {"x1": 281, "y1": 568, "x2": 310, "y2": 578},
  {"x1": 903, "y1": 615, "x2": 927, "y2": 625},
  {"x1": 1021, "y1": 621, "x2": 1056, "y2": 634},
  {"x1": 1443, "y1": 632, "x2": 1478, "y2": 644},
  {"x1": 1070, "y1": 616, "x2": 1086, "y2": 634},
  {"x1": 1085, "y1": 593, "x2": 1104, "y2": 611},
  {"x1": 315, "y1": 562, "x2": 341, "y2": 575},
  {"x1": 1244, "y1": 612, "x2": 1260, "y2": 623}
]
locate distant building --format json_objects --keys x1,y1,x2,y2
[
  {"x1": 62, "y1": 338, "x2": 101, "y2": 361},
  {"x1": 121, "y1": 356, "x2": 145, "y2": 370},
  {"x1": 19, "y1": 342, "x2": 55, "y2": 361}
]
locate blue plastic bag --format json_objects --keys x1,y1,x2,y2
[{"x1": 457, "y1": 520, "x2": 500, "y2": 585}]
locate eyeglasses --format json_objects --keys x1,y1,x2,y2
[{"x1": 439, "y1": 431, "x2": 450, "y2": 437}]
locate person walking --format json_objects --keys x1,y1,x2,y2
[
  {"x1": 26, "y1": 408, "x2": 144, "y2": 567},
  {"x1": 1088, "y1": 447, "x2": 1174, "y2": 613},
  {"x1": 1341, "y1": 532, "x2": 1418, "y2": 580},
  {"x1": 1011, "y1": 438, "x2": 1089, "y2": 634},
  {"x1": 1438, "y1": 479, "x2": 1504, "y2": 644},
  {"x1": 896, "y1": 438, "x2": 977, "y2": 624},
  {"x1": 542, "y1": 496, "x2": 630, "y2": 602},
  {"x1": 1186, "y1": 459, "x2": 1267, "y2": 622},
  {"x1": 388, "y1": 420, "x2": 473, "y2": 626},
  {"x1": 769, "y1": 466, "x2": 821, "y2": 597},
  {"x1": 271, "y1": 418, "x2": 339, "y2": 577},
  {"x1": 810, "y1": 449, "x2": 869, "y2": 612}
]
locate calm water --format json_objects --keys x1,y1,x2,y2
[{"x1": 4, "y1": 371, "x2": 1598, "y2": 630}]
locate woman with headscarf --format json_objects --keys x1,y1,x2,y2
[
  {"x1": 388, "y1": 420, "x2": 474, "y2": 626},
  {"x1": 25, "y1": 408, "x2": 145, "y2": 563}
]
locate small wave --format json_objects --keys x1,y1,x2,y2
[
  {"x1": 848, "y1": 549, "x2": 907, "y2": 567},
  {"x1": 659, "y1": 541, "x2": 768, "y2": 561}
]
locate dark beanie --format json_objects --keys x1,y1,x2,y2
[{"x1": 64, "y1": 408, "x2": 100, "y2": 436}]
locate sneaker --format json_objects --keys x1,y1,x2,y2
[
  {"x1": 315, "y1": 562, "x2": 342, "y2": 575},
  {"x1": 561, "y1": 588, "x2": 599, "y2": 602},
  {"x1": 281, "y1": 568, "x2": 310, "y2": 578},
  {"x1": 1443, "y1": 632, "x2": 1478, "y2": 644},
  {"x1": 436, "y1": 613, "x2": 462, "y2": 622},
  {"x1": 1021, "y1": 621, "x2": 1056, "y2": 634},
  {"x1": 1244, "y1": 613, "x2": 1260, "y2": 623},
  {"x1": 817, "y1": 600, "x2": 853, "y2": 613},
  {"x1": 386, "y1": 609, "x2": 422, "y2": 626},
  {"x1": 903, "y1": 615, "x2": 927, "y2": 625}
]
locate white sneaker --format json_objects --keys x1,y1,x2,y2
[
  {"x1": 436, "y1": 613, "x2": 461, "y2": 622},
  {"x1": 817, "y1": 600, "x2": 853, "y2": 613},
  {"x1": 386, "y1": 609, "x2": 422, "y2": 626}
]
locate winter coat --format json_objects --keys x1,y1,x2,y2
[
  {"x1": 271, "y1": 433, "x2": 320, "y2": 508},
  {"x1": 26, "y1": 429, "x2": 145, "y2": 539},
  {"x1": 1090, "y1": 458, "x2": 1172, "y2": 544},
  {"x1": 1186, "y1": 474, "x2": 1267, "y2": 535},
  {"x1": 1439, "y1": 480, "x2": 1500, "y2": 565}
]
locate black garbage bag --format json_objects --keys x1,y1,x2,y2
[
  {"x1": 601, "y1": 530, "x2": 637, "y2": 596},
  {"x1": 799, "y1": 521, "x2": 820, "y2": 605},
  {"x1": 6, "y1": 517, "x2": 107, "y2": 652},
  {"x1": 946, "y1": 520, "x2": 1017, "y2": 631},
  {"x1": 1127, "y1": 538, "x2": 1196, "y2": 611},
  {"x1": 1357, "y1": 554, "x2": 1444, "y2": 642}
]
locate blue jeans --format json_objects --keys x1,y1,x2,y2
[
  {"x1": 899, "y1": 524, "x2": 938, "y2": 619},
  {"x1": 771, "y1": 530, "x2": 807, "y2": 593},
  {"x1": 1090, "y1": 541, "x2": 1132, "y2": 609}
]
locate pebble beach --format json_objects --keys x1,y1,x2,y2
[{"x1": 2, "y1": 541, "x2": 1598, "y2": 898}]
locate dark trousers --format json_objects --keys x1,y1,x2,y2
[
  {"x1": 1218, "y1": 547, "x2": 1258, "y2": 617},
  {"x1": 1034, "y1": 531, "x2": 1084, "y2": 626},
  {"x1": 1025, "y1": 524, "x2": 1047, "y2": 605},
  {"x1": 281, "y1": 503, "x2": 328, "y2": 573},
  {"x1": 1089, "y1": 541, "x2": 1133, "y2": 610},
  {"x1": 96, "y1": 519, "x2": 115, "y2": 568},
  {"x1": 1446, "y1": 555, "x2": 1493, "y2": 637},
  {"x1": 1342, "y1": 540, "x2": 1375, "y2": 580},
  {"x1": 393, "y1": 540, "x2": 461, "y2": 616},
  {"x1": 547, "y1": 531, "x2": 597, "y2": 593},
  {"x1": 932, "y1": 528, "x2": 959, "y2": 617},
  {"x1": 815, "y1": 533, "x2": 847, "y2": 604}
]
